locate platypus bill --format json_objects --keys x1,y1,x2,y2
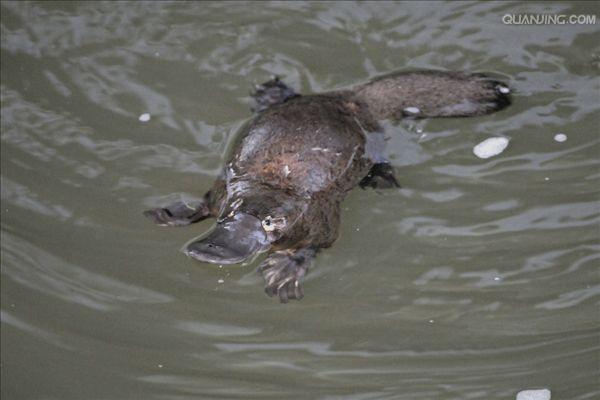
[{"x1": 144, "y1": 70, "x2": 511, "y2": 303}]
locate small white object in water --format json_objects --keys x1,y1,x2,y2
[
  {"x1": 403, "y1": 107, "x2": 420, "y2": 114},
  {"x1": 516, "y1": 389, "x2": 551, "y2": 400},
  {"x1": 497, "y1": 85, "x2": 510, "y2": 94},
  {"x1": 218, "y1": 279, "x2": 224, "y2": 284},
  {"x1": 138, "y1": 113, "x2": 151, "y2": 122},
  {"x1": 473, "y1": 137, "x2": 510, "y2": 159},
  {"x1": 493, "y1": 276, "x2": 502, "y2": 281},
  {"x1": 554, "y1": 133, "x2": 567, "y2": 142},
  {"x1": 158, "y1": 364, "x2": 163, "y2": 368}
]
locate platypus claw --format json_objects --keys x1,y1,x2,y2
[
  {"x1": 359, "y1": 162, "x2": 400, "y2": 190},
  {"x1": 144, "y1": 200, "x2": 210, "y2": 226},
  {"x1": 259, "y1": 248, "x2": 315, "y2": 303},
  {"x1": 250, "y1": 76, "x2": 299, "y2": 113},
  {"x1": 264, "y1": 278, "x2": 303, "y2": 303}
]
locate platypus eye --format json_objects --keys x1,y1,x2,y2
[
  {"x1": 262, "y1": 216, "x2": 275, "y2": 232},
  {"x1": 262, "y1": 216, "x2": 286, "y2": 232}
]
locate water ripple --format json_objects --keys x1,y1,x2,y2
[
  {"x1": 1, "y1": 231, "x2": 173, "y2": 310},
  {"x1": 433, "y1": 141, "x2": 600, "y2": 178},
  {"x1": 1, "y1": 311, "x2": 76, "y2": 351},
  {"x1": 214, "y1": 330, "x2": 596, "y2": 359},
  {"x1": 1, "y1": 178, "x2": 73, "y2": 221},
  {"x1": 176, "y1": 320, "x2": 261, "y2": 337},
  {"x1": 536, "y1": 285, "x2": 600, "y2": 310},
  {"x1": 399, "y1": 201, "x2": 599, "y2": 237}
]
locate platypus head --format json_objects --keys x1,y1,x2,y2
[{"x1": 185, "y1": 189, "x2": 307, "y2": 264}]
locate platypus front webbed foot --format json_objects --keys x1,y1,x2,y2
[
  {"x1": 251, "y1": 76, "x2": 299, "y2": 112},
  {"x1": 143, "y1": 200, "x2": 210, "y2": 226},
  {"x1": 259, "y1": 248, "x2": 316, "y2": 303},
  {"x1": 359, "y1": 162, "x2": 400, "y2": 190}
]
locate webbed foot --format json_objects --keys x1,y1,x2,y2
[
  {"x1": 143, "y1": 200, "x2": 210, "y2": 226},
  {"x1": 251, "y1": 76, "x2": 299, "y2": 112},
  {"x1": 359, "y1": 163, "x2": 400, "y2": 190},
  {"x1": 258, "y1": 248, "x2": 316, "y2": 303}
]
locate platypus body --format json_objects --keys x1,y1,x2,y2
[{"x1": 145, "y1": 70, "x2": 511, "y2": 302}]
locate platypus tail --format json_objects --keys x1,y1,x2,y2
[{"x1": 352, "y1": 70, "x2": 511, "y2": 120}]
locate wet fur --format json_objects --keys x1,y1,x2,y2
[
  {"x1": 353, "y1": 70, "x2": 511, "y2": 119},
  {"x1": 145, "y1": 69, "x2": 511, "y2": 302}
]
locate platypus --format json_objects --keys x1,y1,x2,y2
[{"x1": 144, "y1": 70, "x2": 511, "y2": 302}]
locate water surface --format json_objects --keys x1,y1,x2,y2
[{"x1": 1, "y1": 1, "x2": 599, "y2": 399}]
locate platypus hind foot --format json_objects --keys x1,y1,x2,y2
[
  {"x1": 359, "y1": 162, "x2": 400, "y2": 190},
  {"x1": 259, "y1": 248, "x2": 316, "y2": 303},
  {"x1": 251, "y1": 76, "x2": 299, "y2": 112},
  {"x1": 143, "y1": 200, "x2": 210, "y2": 226}
]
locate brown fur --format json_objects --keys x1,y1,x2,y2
[
  {"x1": 145, "y1": 69, "x2": 512, "y2": 302},
  {"x1": 354, "y1": 70, "x2": 510, "y2": 119}
]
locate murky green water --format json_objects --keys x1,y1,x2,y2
[{"x1": 1, "y1": 1, "x2": 599, "y2": 399}]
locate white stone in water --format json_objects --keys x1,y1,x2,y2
[
  {"x1": 473, "y1": 137, "x2": 510, "y2": 159},
  {"x1": 498, "y1": 85, "x2": 510, "y2": 94},
  {"x1": 403, "y1": 107, "x2": 421, "y2": 114},
  {"x1": 516, "y1": 389, "x2": 551, "y2": 400},
  {"x1": 554, "y1": 133, "x2": 567, "y2": 142},
  {"x1": 138, "y1": 113, "x2": 151, "y2": 122}
]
